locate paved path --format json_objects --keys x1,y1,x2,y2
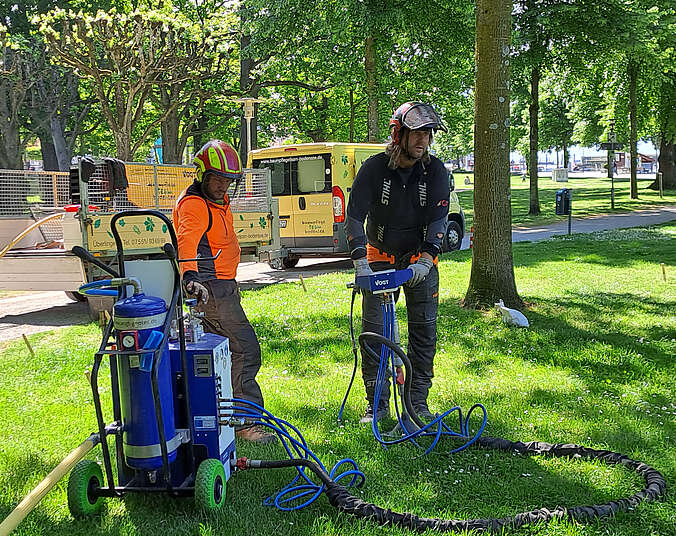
[
  {"x1": 2, "y1": 206, "x2": 674, "y2": 343},
  {"x1": 459, "y1": 206, "x2": 676, "y2": 249},
  {"x1": 0, "y1": 292, "x2": 90, "y2": 344},
  {"x1": 511, "y1": 206, "x2": 676, "y2": 244}
]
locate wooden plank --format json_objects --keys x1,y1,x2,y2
[
  {"x1": 62, "y1": 214, "x2": 83, "y2": 249},
  {"x1": 0, "y1": 255, "x2": 86, "y2": 291},
  {"x1": 0, "y1": 218, "x2": 45, "y2": 249},
  {"x1": 0, "y1": 280, "x2": 85, "y2": 291}
]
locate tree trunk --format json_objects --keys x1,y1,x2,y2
[
  {"x1": 161, "y1": 107, "x2": 182, "y2": 164},
  {"x1": 0, "y1": 75, "x2": 25, "y2": 169},
  {"x1": 193, "y1": 113, "x2": 208, "y2": 153},
  {"x1": 648, "y1": 137, "x2": 675, "y2": 189},
  {"x1": 528, "y1": 65, "x2": 540, "y2": 215},
  {"x1": 628, "y1": 57, "x2": 638, "y2": 198},
  {"x1": 563, "y1": 143, "x2": 569, "y2": 169},
  {"x1": 464, "y1": 0, "x2": 523, "y2": 310},
  {"x1": 114, "y1": 130, "x2": 133, "y2": 162},
  {"x1": 39, "y1": 132, "x2": 59, "y2": 171},
  {"x1": 365, "y1": 35, "x2": 379, "y2": 142},
  {"x1": 251, "y1": 102, "x2": 259, "y2": 153},
  {"x1": 50, "y1": 115, "x2": 71, "y2": 171}
]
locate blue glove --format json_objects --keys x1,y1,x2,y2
[
  {"x1": 406, "y1": 257, "x2": 433, "y2": 287},
  {"x1": 353, "y1": 257, "x2": 374, "y2": 278}
]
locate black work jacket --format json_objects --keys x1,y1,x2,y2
[{"x1": 346, "y1": 152, "x2": 450, "y2": 258}]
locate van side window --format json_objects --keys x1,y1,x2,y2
[
  {"x1": 255, "y1": 161, "x2": 290, "y2": 196},
  {"x1": 297, "y1": 154, "x2": 331, "y2": 194}
]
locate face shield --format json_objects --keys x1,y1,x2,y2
[{"x1": 400, "y1": 103, "x2": 447, "y2": 132}]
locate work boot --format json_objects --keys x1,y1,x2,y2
[
  {"x1": 412, "y1": 404, "x2": 435, "y2": 422},
  {"x1": 235, "y1": 425, "x2": 277, "y2": 445},
  {"x1": 359, "y1": 404, "x2": 390, "y2": 424}
]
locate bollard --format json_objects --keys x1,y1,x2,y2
[{"x1": 658, "y1": 172, "x2": 663, "y2": 199}]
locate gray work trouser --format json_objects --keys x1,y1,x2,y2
[
  {"x1": 361, "y1": 262, "x2": 439, "y2": 410},
  {"x1": 198, "y1": 279, "x2": 264, "y2": 408}
]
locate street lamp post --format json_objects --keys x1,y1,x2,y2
[
  {"x1": 600, "y1": 121, "x2": 622, "y2": 210},
  {"x1": 609, "y1": 121, "x2": 615, "y2": 210},
  {"x1": 233, "y1": 97, "x2": 265, "y2": 163}
]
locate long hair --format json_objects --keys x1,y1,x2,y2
[{"x1": 385, "y1": 128, "x2": 432, "y2": 169}]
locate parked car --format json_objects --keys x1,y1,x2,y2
[{"x1": 442, "y1": 169, "x2": 465, "y2": 252}]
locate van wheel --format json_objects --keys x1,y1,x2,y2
[
  {"x1": 442, "y1": 221, "x2": 463, "y2": 252},
  {"x1": 269, "y1": 257, "x2": 299, "y2": 270}
]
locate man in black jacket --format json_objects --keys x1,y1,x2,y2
[{"x1": 345, "y1": 102, "x2": 450, "y2": 423}]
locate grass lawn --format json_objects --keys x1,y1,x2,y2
[
  {"x1": 453, "y1": 174, "x2": 676, "y2": 229},
  {"x1": 0, "y1": 224, "x2": 674, "y2": 536}
]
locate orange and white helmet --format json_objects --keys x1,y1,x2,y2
[{"x1": 193, "y1": 140, "x2": 243, "y2": 183}]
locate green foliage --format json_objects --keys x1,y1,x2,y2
[
  {"x1": 538, "y1": 75, "x2": 575, "y2": 152},
  {"x1": 34, "y1": 3, "x2": 238, "y2": 160},
  {"x1": 244, "y1": 0, "x2": 474, "y2": 144},
  {"x1": 5, "y1": 0, "x2": 674, "y2": 166}
]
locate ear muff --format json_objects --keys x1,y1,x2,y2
[
  {"x1": 389, "y1": 102, "x2": 417, "y2": 144},
  {"x1": 389, "y1": 118, "x2": 403, "y2": 144}
]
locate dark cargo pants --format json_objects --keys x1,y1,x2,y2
[
  {"x1": 361, "y1": 262, "x2": 439, "y2": 411},
  {"x1": 198, "y1": 279, "x2": 264, "y2": 408}
]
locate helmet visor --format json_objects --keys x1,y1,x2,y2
[{"x1": 401, "y1": 104, "x2": 447, "y2": 132}]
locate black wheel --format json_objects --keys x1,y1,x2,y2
[
  {"x1": 268, "y1": 256, "x2": 299, "y2": 270},
  {"x1": 67, "y1": 459, "x2": 104, "y2": 517},
  {"x1": 442, "y1": 221, "x2": 463, "y2": 252},
  {"x1": 195, "y1": 459, "x2": 226, "y2": 511},
  {"x1": 65, "y1": 291, "x2": 87, "y2": 302}
]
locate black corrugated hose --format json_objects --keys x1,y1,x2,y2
[
  {"x1": 322, "y1": 437, "x2": 666, "y2": 533},
  {"x1": 248, "y1": 437, "x2": 665, "y2": 533},
  {"x1": 243, "y1": 330, "x2": 667, "y2": 533}
]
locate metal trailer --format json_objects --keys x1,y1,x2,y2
[{"x1": 0, "y1": 161, "x2": 281, "y2": 306}]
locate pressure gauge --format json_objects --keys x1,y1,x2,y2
[{"x1": 120, "y1": 331, "x2": 138, "y2": 350}]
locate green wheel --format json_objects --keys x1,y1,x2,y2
[
  {"x1": 195, "y1": 459, "x2": 226, "y2": 511},
  {"x1": 67, "y1": 459, "x2": 104, "y2": 517}
]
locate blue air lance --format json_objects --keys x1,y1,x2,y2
[{"x1": 341, "y1": 267, "x2": 488, "y2": 454}]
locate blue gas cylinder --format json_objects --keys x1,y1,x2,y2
[{"x1": 114, "y1": 293, "x2": 177, "y2": 470}]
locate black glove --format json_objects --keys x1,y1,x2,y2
[{"x1": 185, "y1": 280, "x2": 209, "y2": 304}]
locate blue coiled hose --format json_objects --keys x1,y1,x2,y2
[
  {"x1": 222, "y1": 398, "x2": 365, "y2": 511},
  {"x1": 366, "y1": 317, "x2": 488, "y2": 454},
  {"x1": 78, "y1": 279, "x2": 119, "y2": 296},
  {"x1": 342, "y1": 293, "x2": 488, "y2": 454}
]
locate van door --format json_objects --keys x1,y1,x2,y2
[
  {"x1": 291, "y1": 154, "x2": 333, "y2": 247},
  {"x1": 253, "y1": 153, "x2": 333, "y2": 248}
]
